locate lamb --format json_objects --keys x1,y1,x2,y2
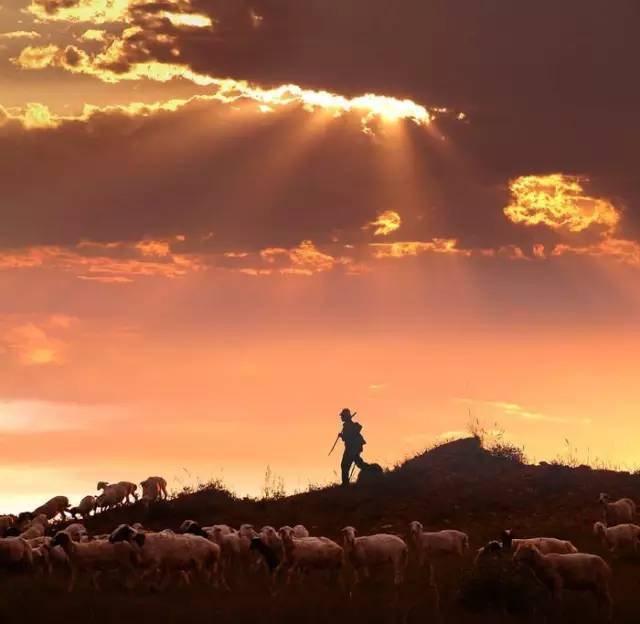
[
  {"x1": 109, "y1": 524, "x2": 222, "y2": 589},
  {"x1": 599, "y1": 493, "x2": 636, "y2": 527},
  {"x1": 0, "y1": 537, "x2": 33, "y2": 568},
  {"x1": 140, "y1": 476, "x2": 168, "y2": 504},
  {"x1": 51, "y1": 530, "x2": 140, "y2": 591},
  {"x1": 69, "y1": 496, "x2": 97, "y2": 519},
  {"x1": 33, "y1": 495, "x2": 70, "y2": 520},
  {"x1": 341, "y1": 526, "x2": 407, "y2": 594},
  {"x1": 279, "y1": 526, "x2": 343, "y2": 585},
  {"x1": 513, "y1": 543, "x2": 612, "y2": 620},
  {"x1": 117, "y1": 481, "x2": 138, "y2": 503},
  {"x1": 502, "y1": 529, "x2": 578, "y2": 554},
  {"x1": 18, "y1": 514, "x2": 49, "y2": 540},
  {"x1": 593, "y1": 521, "x2": 640, "y2": 556}
]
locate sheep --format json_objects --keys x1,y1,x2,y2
[
  {"x1": 501, "y1": 529, "x2": 578, "y2": 555},
  {"x1": 0, "y1": 514, "x2": 16, "y2": 536},
  {"x1": 96, "y1": 483, "x2": 127, "y2": 511},
  {"x1": 69, "y1": 495, "x2": 97, "y2": 519},
  {"x1": 599, "y1": 493, "x2": 636, "y2": 527},
  {"x1": 279, "y1": 524, "x2": 310, "y2": 538},
  {"x1": 51, "y1": 530, "x2": 140, "y2": 592},
  {"x1": 109, "y1": 524, "x2": 222, "y2": 589},
  {"x1": 18, "y1": 514, "x2": 49, "y2": 540},
  {"x1": 250, "y1": 537, "x2": 281, "y2": 590},
  {"x1": 0, "y1": 537, "x2": 33, "y2": 569},
  {"x1": 341, "y1": 526, "x2": 406, "y2": 595},
  {"x1": 33, "y1": 495, "x2": 70, "y2": 520},
  {"x1": 407, "y1": 521, "x2": 468, "y2": 599},
  {"x1": 279, "y1": 527, "x2": 343, "y2": 586},
  {"x1": 140, "y1": 476, "x2": 168, "y2": 504},
  {"x1": 63, "y1": 523, "x2": 89, "y2": 543},
  {"x1": 593, "y1": 521, "x2": 640, "y2": 556},
  {"x1": 513, "y1": 543, "x2": 612, "y2": 621},
  {"x1": 209, "y1": 525, "x2": 253, "y2": 585}
]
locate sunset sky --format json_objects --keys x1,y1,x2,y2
[{"x1": 1, "y1": 1, "x2": 640, "y2": 513}]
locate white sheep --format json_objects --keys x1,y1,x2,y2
[
  {"x1": 593, "y1": 521, "x2": 640, "y2": 556},
  {"x1": 63, "y1": 523, "x2": 89, "y2": 543},
  {"x1": 18, "y1": 514, "x2": 49, "y2": 540},
  {"x1": 341, "y1": 526, "x2": 407, "y2": 595},
  {"x1": 33, "y1": 495, "x2": 70, "y2": 520},
  {"x1": 109, "y1": 524, "x2": 222, "y2": 589},
  {"x1": 69, "y1": 496, "x2": 97, "y2": 519},
  {"x1": 513, "y1": 543, "x2": 612, "y2": 620},
  {"x1": 501, "y1": 529, "x2": 578, "y2": 555},
  {"x1": 51, "y1": 530, "x2": 139, "y2": 591},
  {"x1": 140, "y1": 476, "x2": 168, "y2": 504},
  {"x1": 408, "y1": 522, "x2": 468, "y2": 559},
  {"x1": 599, "y1": 493, "x2": 636, "y2": 527},
  {"x1": 279, "y1": 527, "x2": 343, "y2": 586},
  {"x1": 279, "y1": 524, "x2": 310, "y2": 538},
  {"x1": 0, "y1": 537, "x2": 33, "y2": 568}
]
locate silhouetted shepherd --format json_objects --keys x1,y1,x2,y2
[{"x1": 337, "y1": 408, "x2": 366, "y2": 485}]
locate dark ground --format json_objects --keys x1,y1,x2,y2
[{"x1": 2, "y1": 437, "x2": 639, "y2": 623}]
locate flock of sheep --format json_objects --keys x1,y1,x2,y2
[{"x1": 1, "y1": 484, "x2": 638, "y2": 622}]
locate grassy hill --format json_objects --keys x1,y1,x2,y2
[{"x1": 2, "y1": 437, "x2": 640, "y2": 623}]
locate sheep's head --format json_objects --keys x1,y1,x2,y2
[
  {"x1": 599, "y1": 493, "x2": 610, "y2": 504},
  {"x1": 179, "y1": 520, "x2": 198, "y2": 534},
  {"x1": 409, "y1": 520, "x2": 423, "y2": 537},
  {"x1": 474, "y1": 540, "x2": 502, "y2": 565},
  {"x1": 278, "y1": 526, "x2": 295, "y2": 543},
  {"x1": 109, "y1": 524, "x2": 137, "y2": 544},
  {"x1": 51, "y1": 531, "x2": 71, "y2": 549},
  {"x1": 4, "y1": 527, "x2": 20, "y2": 537},
  {"x1": 501, "y1": 529, "x2": 514, "y2": 549},
  {"x1": 97, "y1": 481, "x2": 109, "y2": 491},
  {"x1": 239, "y1": 524, "x2": 256, "y2": 538},
  {"x1": 593, "y1": 522, "x2": 607, "y2": 537},
  {"x1": 341, "y1": 526, "x2": 357, "y2": 545}
]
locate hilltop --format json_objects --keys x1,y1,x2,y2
[
  {"x1": 85, "y1": 436, "x2": 639, "y2": 548},
  {"x1": 4, "y1": 437, "x2": 640, "y2": 624}
]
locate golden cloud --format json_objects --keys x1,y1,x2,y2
[
  {"x1": 0, "y1": 239, "x2": 202, "y2": 282},
  {"x1": 78, "y1": 29, "x2": 108, "y2": 42},
  {"x1": 0, "y1": 31, "x2": 41, "y2": 40},
  {"x1": 370, "y1": 238, "x2": 469, "y2": 259},
  {"x1": 15, "y1": 38, "x2": 444, "y2": 132},
  {"x1": 26, "y1": 0, "x2": 132, "y2": 24},
  {"x1": 368, "y1": 210, "x2": 402, "y2": 236},
  {"x1": 551, "y1": 237, "x2": 640, "y2": 267},
  {"x1": 259, "y1": 240, "x2": 349, "y2": 276},
  {"x1": 504, "y1": 174, "x2": 620, "y2": 233}
]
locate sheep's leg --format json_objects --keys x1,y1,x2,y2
[{"x1": 67, "y1": 568, "x2": 77, "y2": 593}]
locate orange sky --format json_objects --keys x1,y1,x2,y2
[{"x1": 1, "y1": 0, "x2": 639, "y2": 514}]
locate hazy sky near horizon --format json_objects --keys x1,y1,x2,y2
[{"x1": 1, "y1": 1, "x2": 640, "y2": 512}]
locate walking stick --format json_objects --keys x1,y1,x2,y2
[{"x1": 328, "y1": 434, "x2": 340, "y2": 456}]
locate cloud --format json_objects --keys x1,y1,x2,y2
[
  {"x1": 0, "y1": 31, "x2": 41, "y2": 40},
  {"x1": 371, "y1": 239, "x2": 470, "y2": 259},
  {"x1": 367, "y1": 210, "x2": 401, "y2": 237},
  {"x1": 504, "y1": 174, "x2": 620, "y2": 233},
  {"x1": 0, "y1": 238, "x2": 203, "y2": 282},
  {"x1": 457, "y1": 398, "x2": 591, "y2": 426},
  {"x1": 78, "y1": 29, "x2": 108, "y2": 42},
  {"x1": 1, "y1": 322, "x2": 67, "y2": 366},
  {"x1": 551, "y1": 237, "x2": 640, "y2": 267}
]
